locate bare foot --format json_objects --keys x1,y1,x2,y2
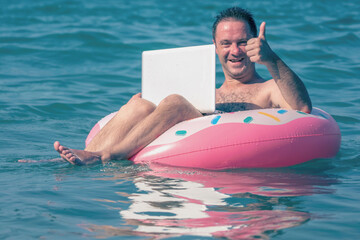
[{"x1": 54, "y1": 141, "x2": 102, "y2": 165}]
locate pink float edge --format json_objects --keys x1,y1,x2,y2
[
  {"x1": 130, "y1": 117, "x2": 340, "y2": 169},
  {"x1": 86, "y1": 109, "x2": 341, "y2": 169}
]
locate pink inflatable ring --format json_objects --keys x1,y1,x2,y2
[{"x1": 86, "y1": 108, "x2": 341, "y2": 170}]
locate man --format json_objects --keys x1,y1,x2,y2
[
  {"x1": 213, "y1": 7, "x2": 311, "y2": 113},
  {"x1": 54, "y1": 7, "x2": 311, "y2": 165}
]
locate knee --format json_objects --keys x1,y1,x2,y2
[
  {"x1": 157, "y1": 94, "x2": 201, "y2": 121},
  {"x1": 121, "y1": 98, "x2": 156, "y2": 116},
  {"x1": 158, "y1": 94, "x2": 190, "y2": 109}
]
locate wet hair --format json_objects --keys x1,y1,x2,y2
[{"x1": 212, "y1": 7, "x2": 257, "y2": 40}]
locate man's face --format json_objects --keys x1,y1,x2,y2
[{"x1": 214, "y1": 19, "x2": 255, "y2": 81}]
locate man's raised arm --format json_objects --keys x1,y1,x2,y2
[{"x1": 245, "y1": 22, "x2": 312, "y2": 113}]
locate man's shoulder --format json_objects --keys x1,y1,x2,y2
[
  {"x1": 244, "y1": 78, "x2": 276, "y2": 93},
  {"x1": 256, "y1": 78, "x2": 278, "y2": 92},
  {"x1": 257, "y1": 78, "x2": 275, "y2": 85}
]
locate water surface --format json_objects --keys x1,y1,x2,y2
[{"x1": 1, "y1": 0, "x2": 360, "y2": 239}]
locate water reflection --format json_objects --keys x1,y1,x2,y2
[{"x1": 86, "y1": 164, "x2": 338, "y2": 239}]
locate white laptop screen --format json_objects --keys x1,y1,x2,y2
[{"x1": 141, "y1": 44, "x2": 215, "y2": 114}]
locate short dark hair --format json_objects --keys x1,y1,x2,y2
[{"x1": 212, "y1": 7, "x2": 257, "y2": 40}]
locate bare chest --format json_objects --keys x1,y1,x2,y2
[{"x1": 215, "y1": 86, "x2": 269, "y2": 112}]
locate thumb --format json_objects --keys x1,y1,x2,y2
[{"x1": 258, "y1": 22, "x2": 266, "y2": 39}]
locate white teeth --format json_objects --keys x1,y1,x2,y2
[{"x1": 230, "y1": 58, "x2": 243, "y2": 62}]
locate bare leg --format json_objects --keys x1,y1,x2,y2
[
  {"x1": 86, "y1": 96, "x2": 156, "y2": 152},
  {"x1": 54, "y1": 94, "x2": 202, "y2": 165},
  {"x1": 54, "y1": 95, "x2": 156, "y2": 165},
  {"x1": 105, "y1": 94, "x2": 203, "y2": 159}
]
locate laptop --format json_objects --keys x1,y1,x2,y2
[{"x1": 141, "y1": 44, "x2": 216, "y2": 114}]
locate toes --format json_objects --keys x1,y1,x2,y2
[
  {"x1": 68, "y1": 157, "x2": 76, "y2": 164},
  {"x1": 70, "y1": 156, "x2": 77, "y2": 163},
  {"x1": 62, "y1": 153, "x2": 75, "y2": 165},
  {"x1": 65, "y1": 152, "x2": 82, "y2": 165},
  {"x1": 54, "y1": 141, "x2": 60, "y2": 152},
  {"x1": 54, "y1": 142, "x2": 79, "y2": 165},
  {"x1": 62, "y1": 149, "x2": 71, "y2": 155}
]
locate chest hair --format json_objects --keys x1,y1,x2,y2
[{"x1": 216, "y1": 87, "x2": 263, "y2": 112}]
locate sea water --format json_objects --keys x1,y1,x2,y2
[{"x1": 1, "y1": 0, "x2": 360, "y2": 239}]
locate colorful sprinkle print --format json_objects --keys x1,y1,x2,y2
[
  {"x1": 211, "y1": 115, "x2": 221, "y2": 125},
  {"x1": 175, "y1": 130, "x2": 187, "y2": 136},
  {"x1": 244, "y1": 116, "x2": 253, "y2": 124},
  {"x1": 277, "y1": 110, "x2": 288, "y2": 114},
  {"x1": 169, "y1": 109, "x2": 321, "y2": 140},
  {"x1": 258, "y1": 112, "x2": 281, "y2": 122}
]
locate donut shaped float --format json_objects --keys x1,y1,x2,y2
[{"x1": 86, "y1": 108, "x2": 341, "y2": 170}]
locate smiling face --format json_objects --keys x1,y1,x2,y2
[{"x1": 214, "y1": 19, "x2": 256, "y2": 82}]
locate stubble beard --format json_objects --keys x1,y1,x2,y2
[{"x1": 224, "y1": 60, "x2": 255, "y2": 82}]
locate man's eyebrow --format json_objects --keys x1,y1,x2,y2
[
  {"x1": 219, "y1": 38, "x2": 248, "y2": 44},
  {"x1": 220, "y1": 40, "x2": 231, "y2": 44}
]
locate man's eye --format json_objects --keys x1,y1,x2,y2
[{"x1": 238, "y1": 41, "x2": 247, "y2": 46}]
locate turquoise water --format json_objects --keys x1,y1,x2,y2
[{"x1": 1, "y1": 0, "x2": 360, "y2": 239}]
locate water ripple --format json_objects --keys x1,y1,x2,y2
[{"x1": 1, "y1": 1, "x2": 360, "y2": 239}]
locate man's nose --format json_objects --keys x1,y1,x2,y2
[{"x1": 230, "y1": 43, "x2": 242, "y2": 55}]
